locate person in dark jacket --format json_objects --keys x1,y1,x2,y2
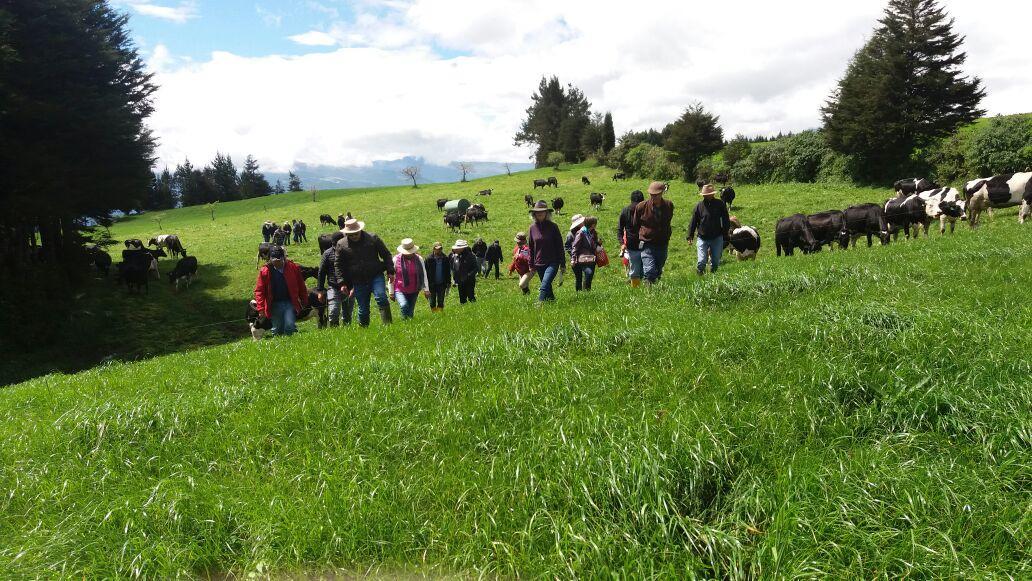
[
  {"x1": 484, "y1": 240, "x2": 503, "y2": 279},
  {"x1": 528, "y1": 201, "x2": 565, "y2": 303},
  {"x1": 261, "y1": 221, "x2": 275, "y2": 243},
  {"x1": 282, "y1": 221, "x2": 292, "y2": 245},
  {"x1": 297, "y1": 219, "x2": 308, "y2": 243},
  {"x1": 472, "y1": 238, "x2": 488, "y2": 276},
  {"x1": 450, "y1": 239, "x2": 478, "y2": 304},
  {"x1": 333, "y1": 218, "x2": 395, "y2": 327},
  {"x1": 687, "y1": 184, "x2": 731, "y2": 275},
  {"x1": 271, "y1": 226, "x2": 287, "y2": 246},
  {"x1": 292, "y1": 219, "x2": 301, "y2": 244},
  {"x1": 317, "y1": 231, "x2": 353, "y2": 326},
  {"x1": 424, "y1": 242, "x2": 451, "y2": 312},
  {"x1": 631, "y1": 181, "x2": 674, "y2": 284},
  {"x1": 618, "y1": 190, "x2": 645, "y2": 286}
]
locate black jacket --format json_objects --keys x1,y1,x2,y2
[
  {"x1": 334, "y1": 232, "x2": 394, "y2": 287},
  {"x1": 451, "y1": 250, "x2": 479, "y2": 284},
  {"x1": 472, "y1": 239, "x2": 488, "y2": 258},
  {"x1": 688, "y1": 198, "x2": 731, "y2": 240},
  {"x1": 317, "y1": 247, "x2": 339, "y2": 290},
  {"x1": 485, "y1": 242, "x2": 503, "y2": 262},
  {"x1": 618, "y1": 203, "x2": 639, "y2": 248},
  {"x1": 424, "y1": 253, "x2": 452, "y2": 287}
]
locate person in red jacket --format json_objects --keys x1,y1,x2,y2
[{"x1": 254, "y1": 246, "x2": 308, "y2": 336}]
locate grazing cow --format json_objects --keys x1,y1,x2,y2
[
  {"x1": 319, "y1": 214, "x2": 335, "y2": 227},
  {"x1": 466, "y1": 205, "x2": 488, "y2": 226},
  {"x1": 256, "y1": 242, "x2": 272, "y2": 268},
  {"x1": 582, "y1": 176, "x2": 591, "y2": 185},
  {"x1": 117, "y1": 249, "x2": 155, "y2": 293},
  {"x1": 720, "y1": 186, "x2": 737, "y2": 209},
  {"x1": 436, "y1": 198, "x2": 448, "y2": 211},
  {"x1": 726, "y1": 218, "x2": 760, "y2": 260},
  {"x1": 551, "y1": 197, "x2": 565, "y2": 214},
  {"x1": 613, "y1": 172, "x2": 626, "y2": 181},
  {"x1": 524, "y1": 194, "x2": 534, "y2": 208},
  {"x1": 337, "y1": 214, "x2": 348, "y2": 229},
  {"x1": 843, "y1": 203, "x2": 891, "y2": 247},
  {"x1": 964, "y1": 172, "x2": 1032, "y2": 227},
  {"x1": 478, "y1": 189, "x2": 492, "y2": 196},
  {"x1": 894, "y1": 177, "x2": 939, "y2": 196},
  {"x1": 168, "y1": 256, "x2": 198, "y2": 290},
  {"x1": 90, "y1": 248, "x2": 112, "y2": 276},
  {"x1": 443, "y1": 212, "x2": 464, "y2": 231},
  {"x1": 533, "y1": 179, "x2": 549, "y2": 189},
  {"x1": 714, "y1": 173, "x2": 729, "y2": 185},
  {"x1": 918, "y1": 187, "x2": 967, "y2": 234},
  {"x1": 884, "y1": 194, "x2": 931, "y2": 239},
  {"x1": 775, "y1": 214, "x2": 818, "y2": 256},
  {"x1": 124, "y1": 239, "x2": 144, "y2": 250},
  {"x1": 246, "y1": 300, "x2": 272, "y2": 340},
  {"x1": 589, "y1": 192, "x2": 605, "y2": 209},
  {"x1": 149, "y1": 234, "x2": 186, "y2": 259},
  {"x1": 806, "y1": 210, "x2": 849, "y2": 250},
  {"x1": 547, "y1": 176, "x2": 559, "y2": 188}
]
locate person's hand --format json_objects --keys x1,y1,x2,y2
[{"x1": 423, "y1": 290, "x2": 431, "y2": 299}]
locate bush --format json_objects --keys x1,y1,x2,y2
[
  {"x1": 545, "y1": 151, "x2": 565, "y2": 170},
  {"x1": 624, "y1": 143, "x2": 681, "y2": 181},
  {"x1": 694, "y1": 154, "x2": 728, "y2": 182},
  {"x1": 723, "y1": 138, "x2": 751, "y2": 168},
  {"x1": 967, "y1": 115, "x2": 1032, "y2": 176}
]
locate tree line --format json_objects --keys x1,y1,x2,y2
[{"x1": 144, "y1": 155, "x2": 305, "y2": 211}]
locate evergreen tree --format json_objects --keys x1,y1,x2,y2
[
  {"x1": 662, "y1": 103, "x2": 724, "y2": 180},
  {"x1": 822, "y1": 0, "x2": 984, "y2": 181},
  {"x1": 173, "y1": 159, "x2": 202, "y2": 207},
  {"x1": 273, "y1": 179, "x2": 285, "y2": 194},
  {"x1": 601, "y1": 112, "x2": 616, "y2": 153},
  {"x1": 287, "y1": 171, "x2": 303, "y2": 192},
  {"x1": 207, "y1": 153, "x2": 240, "y2": 201},
  {"x1": 239, "y1": 155, "x2": 272, "y2": 199},
  {"x1": 144, "y1": 168, "x2": 175, "y2": 210},
  {"x1": 514, "y1": 76, "x2": 594, "y2": 167}
]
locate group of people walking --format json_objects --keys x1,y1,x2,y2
[
  {"x1": 262, "y1": 219, "x2": 308, "y2": 246},
  {"x1": 253, "y1": 180, "x2": 735, "y2": 337}
]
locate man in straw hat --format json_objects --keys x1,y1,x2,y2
[
  {"x1": 450, "y1": 239, "x2": 479, "y2": 304},
  {"x1": 688, "y1": 184, "x2": 731, "y2": 276},
  {"x1": 528, "y1": 200, "x2": 565, "y2": 303},
  {"x1": 391, "y1": 238, "x2": 430, "y2": 319},
  {"x1": 631, "y1": 181, "x2": 675, "y2": 284},
  {"x1": 333, "y1": 218, "x2": 395, "y2": 327},
  {"x1": 424, "y1": 242, "x2": 451, "y2": 312}
]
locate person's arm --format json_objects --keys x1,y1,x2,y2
[
  {"x1": 528, "y1": 228, "x2": 537, "y2": 263},
  {"x1": 334, "y1": 242, "x2": 349, "y2": 291},
  {"x1": 688, "y1": 204, "x2": 701, "y2": 241},
  {"x1": 418, "y1": 257, "x2": 430, "y2": 295},
  {"x1": 254, "y1": 270, "x2": 267, "y2": 316},
  {"x1": 378, "y1": 238, "x2": 395, "y2": 278},
  {"x1": 317, "y1": 251, "x2": 328, "y2": 291}
]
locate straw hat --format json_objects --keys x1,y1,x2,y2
[
  {"x1": 433, "y1": 241, "x2": 443, "y2": 249},
  {"x1": 700, "y1": 184, "x2": 717, "y2": 196},
  {"x1": 514, "y1": 232, "x2": 527, "y2": 242},
  {"x1": 647, "y1": 181, "x2": 668, "y2": 195},
  {"x1": 341, "y1": 218, "x2": 365, "y2": 234},
  {"x1": 397, "y1": 238, "x2": 419, "y2": 255},
  {"x1": 529, "y1": 200, "x2": 553, "y2": 213},
  {"x1": 569, "y1": 214, "x2": 585, "y2": 231},
  {"x1": 452, "y1": 239, "x2": 469, "y2": 250}
]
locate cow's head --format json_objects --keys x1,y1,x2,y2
[
  {"x1": 147, "y1": 238, "x2": 158, "y2": 246},
  {"x1": 939, "y1": 200, "x2": 965, "y2": 219}
]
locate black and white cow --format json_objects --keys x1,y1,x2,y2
[
  {"x1": 124, "y1": 239, "x2": 144, "y2": 250},
  {"x1": 775, "y1": 214, "x2": 818, "y2": 256},
  {"x1": 589, "y1": 192, "x2": 605, "y2": 209},
  {"x1": 964, "y1": 172, "x2": 1032, "y2": 227},
  {"x1": 547, "y1": 176, "x2": 559, "y2": 188},
  {"x1": 149, "y1": 234, "x2": 186, "y2": 259},
  {"x1": 918, "y1": 187, "x2": 967, "y2": 234},
  {"x1": 884, "y1": 194, "x2": 931, "y2": 239},
  {"x1": 806, "y1": 210, "x2": 849, "y2": 250},
  {"x1": 168, "y1": 256, "x2": 198, "y2": 290},
  {"x1": 443, "y1": 212, "x2": 464, "y2": 231},
  {"x1": 843, "y1": 203, "x2": 891, "y2": 247},
  {"x1": 894, "y1": 177, "x2": 939, "y2": 197},
  {"x1": 478, "y1": 189, "x2": 493, "y2": 196},
  {"x1": 612, "y1": 172, "x2": 626, "y2": 181},
  {"x1": 726, "y1": 221, "x2": 760, "y2": 260}
]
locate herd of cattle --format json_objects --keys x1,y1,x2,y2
[{"x1": 88, "y1": 234, "x2": 197, "y2": 293}]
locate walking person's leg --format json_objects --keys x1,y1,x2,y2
[
  {"x1": 519, "y1": 272, "x2": 532, "y2": 294},
  {"x1": 654, "y1": 244, "x2": 669, "y2": 280},
  {"x1": 583, "y1": 265, "x2": 595, "y2": 290},
  {"x1": 353, "y1": 281, "x2": 372, "y2": 327},
  {"x1": 537, "y1": 265, "x2": 557, "y2": 301},
  {"x1": 370, "y1": 276, "x2": 391, "y2": 324},
  {"x1": 573, "y1": 264, "x2": 584, "y2": 291},
  {"x1": 341, "y1": 293, "x2": 355, "y2": 325},
  {"x1": 696, "y1": 237, "x2": 708, "y2": 275},
  {"x1": 709, "y1": 236, "x2": 724, "y2": 273},
  {"x1": 468, "y1": 280, "x2": 476, "y2": 302},
  {"x1": 641, "y1": 245, "x2": 657, "y2": 283},
  {"x1": 326, "y1": 287, "x2": 341, "y2": 326},
  {"x1": 627, "y1": 249, "x2": 643, "y2": 286}
]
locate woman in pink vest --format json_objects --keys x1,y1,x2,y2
[{"x1": 390, "y1": 238, "x2": 430, "y2": 319}]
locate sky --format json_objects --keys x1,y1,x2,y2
[{"x1": 117, "y1": 0, "x2": 1032, "y2": 173}]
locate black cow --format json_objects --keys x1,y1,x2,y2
[
  {"x1": 547, "y1": 176, "x2": 559, "y2": 188},
  {"x1": 714, "y1": 173, "x2": 729, "y2": 185},
  {"x1": 444, "y1": 212, "x2": 464, "y2": 231},
  {"x1": 581, "y1": 176, "x2": 591, "y2": 185},
  {"x1": 256, "y1": 242, "x2": 272, "y2": 268},
  {"x1": 168, "y1": 256, "x2": 198, "y2": 290},
  {"x1": 318, "y1": 214, "x2": 333, "y2": 227},
  {"x1": 533, "y1": 179, "x2": 548, "y2": 189},
  {"x1": 884, "y1": 195, "x2": 930, "y2": 239},
  {"x1": 695, "y1": 179, "x2": 709, "y2": 189},
  {"x1": 466, "y1": 206, "x2": 488, "y2": 226},
  {"x1": 246, "y1": 300, "x2": 272, "y2": 340},
  {"x1": 775, "y1": 214, "x2": 818, "y2": 256},
  {"x1": 551, "y1": 197, "x2": 565, "y2": 214},
  {"x1": 337, "y1": 214, "x2": 347, "y2": 229},
  {"x1": 806, "y1": 210, "x2": 849, "y2": 250},
  {"x1": 613, "y1": 172, "x2": 626, "y2": 181},
  {"x1": 124, "y1": 239, "x2": 144, "y2": 249},
  {"x1": 298, "y1": 265, "x2": 319, "y2": 281},
  {"x1": 436, "y1": 198, "x2": 448, "y2": 211},
  {"x1": 117, "y1": 250, "x2": 154, "y2": 293},
  {"x1": 894, "y1": 177, "x2": 939, "y2": 196},
  {"x1": 478, "y1": 189, "x2": 492, "y2": 196},
  {"x1": 318, "y1": 232, "x2": 343, "y2": 254},
  {"x1": 720, "y1": 186, "x2": 736, "y2": 209},
  {"x1": 843, "y1": 203, "x2": 891, "y2": 247},
  {"x1": 590, "y1": 192, "x2": 605, "y2": 209},
  {"x1": 524, "y1": 194, "x2": 534, "y2": 208}
]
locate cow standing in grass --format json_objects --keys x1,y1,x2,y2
[
  {"x1": 524, "y1": 194, "x2": 534, "y2": 208},
  {"x1": 582, "y1": 176, "x2": 590, "y2": 185},
  {"x1": 806, "y1": 210, "x2": 849, "y2": 250},
  {"x1": 775, "y1": 214, "x2": 817, "y2": 256},
  {"x1": 843, "y1": 203, "x2": 891, "y2": 247},
  {"x1": 169, "y1": 256, "x2": 198, "y2": 290},
  {"x1": 964, "y1": 172, "x2": 1032, "y2": 227},
  {"x1": 884, "y1": 194, "x2": 931, "y2": 239},
  {"x1": 590, "y1": 192, "x2": 605, "y2": 209},
  {"x1": 918, "y1": 187, "x2": 966, "y2": 234},
  {"x1": 894, "y1": 177, "x2": 939, "y2": 197}
]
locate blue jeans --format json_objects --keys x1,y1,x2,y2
[
  {"x1": 625, "y1": 249, "x2": 643, "y2": 280},
  {"x1": 325, "y1": 287, "x2": 354, "y2": 325},
  {"x1": 395, "y1": 291, "x2": 419, "y2": 318},
  {"x1": 352, "y1": 275, "x2": 389, "y2": 326},
  {"x1": 641, "y1": 244, "x2": 669, "y2": 283},
  {"x1": 696, "y1": 236, "x2": 724, "y2": 273},
  {"x1": 573, "y1": 263, "x2": 595, "y2": 291},
  {"x1": 270, "y1": 300, "x2": 297, "y2": 336},
  {"x1": 536, "y1": 264, "x2": 559, "y2": 301}
]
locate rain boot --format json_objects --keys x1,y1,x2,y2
[{"x1": 631, "y1": 278, "x2": 641, "y2": 288}]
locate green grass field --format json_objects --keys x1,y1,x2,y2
[{"x1": 2, "y1": 163, "x2": 1030, "y2": 577}]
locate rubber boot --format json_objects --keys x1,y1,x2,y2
[
  {"x1": 379, "y1": 304, "x2": 393, "y2": 325},
  {"x1": 630, "y1": 278, "x2": 641, "y2": 288}
]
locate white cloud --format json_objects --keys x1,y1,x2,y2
[
  {"x1": 130, "y1": 1, "x2": 198, "y2": 23},
  {"x1": 256, "y1": 6, "x2": 282, "y2": 28},
  {"x1": 147, "y1": 0, "x2": 1032, "y2": 172}
]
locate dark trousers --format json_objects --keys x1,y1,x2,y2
[
  {"x1": 429, "y1": 284, "x2": 447, "y2": 309},
  {"x1": 485, "y1": 259, "x2": 500, "y2": 278},
  {"x1": 263, "y1": 233, "x2": 271, "y2": 243},
  {"x1": 573, "y1": 263, "x2": 595, "y2": 291},
  {"x1": 457, "y1": 280, "x2": 476, "y2": 303}
]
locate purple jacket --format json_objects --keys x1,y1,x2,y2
[{"x1": 528, "y1": 219, "x2": 565, "y2": 267}]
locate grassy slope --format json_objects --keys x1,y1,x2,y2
[{"x1": 1, "y1": 164, "x2": 1030, "y2": 577}]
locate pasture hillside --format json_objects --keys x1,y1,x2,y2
[{"x1": 1, "y1": 164, "x2": 1030, "y2": 577}]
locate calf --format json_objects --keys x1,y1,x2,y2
[
  {"x1": 581, "y1": 176, "x2": 591, "y2": 185},
  {"x1": 547, "y1": 176, "x2": 559, "y2": 188},
  {"x1": 590, "y1": 192, "x2": 605, "y2": 209},
  {"x1": 319, "y1": 214, "x2": 335, "y2": 227},
  {"x1": 612, "y1": 172, "x2": 626, "y2": 181},
  {"x1": 918, "y1": 187, "x2": 966, "y2": 234},
  {"x1": 524, "y1": 194, "x2": 534, "y2": 208},
  {"x1": 443, "y1": 212, "x2": 464, "y2": 231},
  {"x1": 964, "y1": 172, "x2": 1032, "y2": 227},
  {"x1": 246, "y1": 299, "x2": 272, "y2": 340},
  {"x1": 256, "y1": 242, "x2": 272, "y2": 268},
  {"x1": 533, "y1": 179, "x2": 548, "y2": 189},
  {"x1": 726, "y1": 223, "x2": 761, "y2": 260},
  {"x1": 884, "y1": 194, "x2": 931, "y2": 239},
  {"x1": 436, "y1": 198, "x2": 448, "y2": 211},
  {"x1": 720, "y1": 186, "x2": 736, "y2": 209},
  {"x1": 775, "y1": 214, "x2": 817, "y2": 256},
  {"x1": 551, "y1": 197, "x2": 565, "y2": 214},
  {"x1": 843, "y1": 203, "x2": 890, "y2": 247},
  {"x1": 168, "y1": 256, "x2": 198, "y2": 290},
  {"x1": 806, "y1": 210, "x2": 849, "y2": 250},
  {"x1": 478, "y1": 189, "x2": 492, "y2": 196},
  {"x1": 894, "y1": 177, "x2": 939, "y2": 196}
]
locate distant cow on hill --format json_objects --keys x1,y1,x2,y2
[
  {"x1": 478, "y1": 189, "x2": 492, "y2": 196},
  {"x1": 319, "y1": 214, "x2": 335, "y2": 227},
  {"x1": 524, "y1": 194, "x2": 534, "y2": 208},
  {"x1": 720, "y1": 186, "x2": 736, "y2": 209},
  {"x1": 466, "y1": 206, "x2": 488, "y2": 226},
  {"x1": 582, "y1": 176, "x2": 590, "y2": 185},
  {"x1": 843, "y1": 203, "x2": 890, "y2": 247},
  {"x1": 775, "y1": 214, "x2": 817, "y2": 256},
  {"x1": 806, "y1": 210, "x2": 849, "y2": 251},
  {"x1": 964, "y1": 172, "x2": 1032, "y2": 227},
  {"x1": 168, "y1": 256, "x2": 198, "y2": 290},
  {"x1": 590, "y1": 192, "x2": 605, "y2": 209},
  {"x1": 612, "y1": 172, "x2": 626, "y2": 181},
  {"x1": 533, "y1": 179, "x2": 548, "y2": 189},
  {"x1": 894, "y1": 177, "x2": 939, "y2": 197},
  {"x1": 551, "y1": 197, "x2": 564, "y2": 214}
]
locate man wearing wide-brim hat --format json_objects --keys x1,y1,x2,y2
[
  {"x1": 528, "y1": 200, "x2": 565, "y2": 303},
  {"x1": 333, "y1": 218, "x2": 395, "y2": 327},
  {"x1": 450, "y1": 239, "x2": 479, "y2": 304},
  {"x1": 631, "y1": 181, "x2": 675, "y2": 284},
  {"x1": 687, "y1": 184, "x2": 731, "y2": 276}
]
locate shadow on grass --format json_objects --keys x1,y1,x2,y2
[{"x1": 2, "y1": 263, "x2": 248, "y2": 386}]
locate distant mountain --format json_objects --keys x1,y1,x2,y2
[{"x1": 266, "y1": 157, "x2": 534, "y2": 191}]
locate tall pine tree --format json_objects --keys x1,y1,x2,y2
[
  {"x1": 288, "y1": 171, "x2": 303, "y2": 192},
  {"x1": 239, "y1": 155, "x2": 272, "y2": 199},
  {"x1": 662, "y1": 104, "x2": 724, "y2": 181},
  {"x1": 206, "y1": 153, "x2": 240, "y2": 201},
  {"x1": 514, "y1": 77, "x2": 594, "y2": 167},
  {"x1": 822, "y1": 0, "x2": 984, "y2": 181},
  {"x1": 601, "y1": 112, "x2": 616, "y2": 154}
]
